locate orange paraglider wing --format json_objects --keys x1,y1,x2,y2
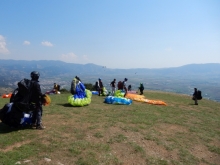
[{"x1": 2, "y1": 93, "x2": 12, "y2": 98}]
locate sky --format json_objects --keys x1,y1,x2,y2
[{"x1": 0, "y1": 0, "x2": 220, "y2": 69}]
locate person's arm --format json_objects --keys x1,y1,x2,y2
[{"x1": 36, "y1": 83, "x2": 43, "y2": 96}]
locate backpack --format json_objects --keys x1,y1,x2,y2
[
  {"x1": 117, "y1": 81, "x2": 123, "y2": 90},
  {"x1": 71, "y1": 78, "x2": 80, "y2": 95},
  {"x1": 70, "y1": 79, "x2": 76, "y2": 95},
  {"x1": 10, "y1": 78, "x2": 33, "y2": 112},
  {"x1": 197, "y1": 90, "x2": 202, "y2": 100}
]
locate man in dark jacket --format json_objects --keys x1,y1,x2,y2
[
  {"x1": 139, "y1": 83, "x2": 144, "y2": 95},
  {"x1": 192, "y1": 88, "x2": 198, "y2": 105},
  {"x1": 97, "y1": 78, "x2": 104, "y2": 96},
  {"x1": 30, "y1": 71, "x2": 45, "y2": 129}
]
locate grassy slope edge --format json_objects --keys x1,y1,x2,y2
[{"x1": 0, "y1": 90, "x2": 220, "y2": 165}]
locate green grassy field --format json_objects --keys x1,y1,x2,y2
[{"x1": 0, "y1": 91, "x2": 220, "y2": 165}]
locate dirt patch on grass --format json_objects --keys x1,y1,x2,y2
[
  {"x1": 0, "y1": 140, "x2": 32, "y2": 152},
  {"x1": 111, "y1": 143, "x2": 146, "y2": 165},
  {"x1": 190, "y1": 144, "x2": 220, "y2": 164},
  {"x1": 156, "y1": 123, "x2": 188, "y2": 135},
  {"x1": 84, "y1": 125, "x2": 181, "y2": 164}
]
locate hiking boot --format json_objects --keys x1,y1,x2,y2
[{"x1": 36, "y1": 124, "x2": 46, "y2": 130}]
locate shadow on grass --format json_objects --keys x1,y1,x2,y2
[
  {"x1": 188, "y1": 103, "x2": 198, "y2": 105},
  {"x1": 0, "y1": 122, "x2": 20, "y2": 133},
  {"x1": 56, "y1": 103, "x2": 88, "y2": 107},
  {"x1": 0, "y1": 122, "x2": 33, "y2": 134}
]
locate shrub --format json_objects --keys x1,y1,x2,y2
[
  {"x1": 60, "y1": 88, "x2": 70, "y2": 93},
  {"x1": 84, "y1": 83, "x2": 95, "y2": 90}
]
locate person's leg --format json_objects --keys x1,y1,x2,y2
[
  {"x1": 98, "y1": 88, "x2": 101, "y2": 96},
  {"x1": 140, "y1": 90, "x2": 143, "y2": 95},
  {"x1": 124, "y1": 87, "x2": 127, "y2": 97},
  {"x1": 112, "y1": 87, "x2": 115, "y2": 95},
  {"x1": 96, "y1": 87, "x2": 100, "y2": 96},
  {"x1": 31, "y1": 110, "x2": 37, "y2": 126},
  {"x1": 195, "y1": 98, "x2": 198, "y2": 105},
  {"x1": 36, "y1": 105, "x2": 45, "y2": 129}
]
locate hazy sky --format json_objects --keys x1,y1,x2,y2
[{"x1": 0, "y1": 0, "x2": 219, "y2": 69}]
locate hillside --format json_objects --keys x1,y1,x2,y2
[
  {"x1": 0, "y1": 59, "x2": 220, "y2": 102},
  {"x1": 1, "y1": 60, "x2": 220, "y2": 77},
  {"x1": 0, "y1": 91, "x2": 220, "y2": 164}
]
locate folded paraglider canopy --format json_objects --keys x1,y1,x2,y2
[
  {"x1": 68, "y1": 77, "x2": 92, "y2": 106},
  {"x1": 125, "y1": 93, "x2": 167, "y2": 106},
  {"x1": 104, "y1": 96, "x2": 132, "y2": 105},
  {"x1": 104, "y1": 90, "x2": 132, "y2": 105}
]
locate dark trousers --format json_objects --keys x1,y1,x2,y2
[
  {"x1": 32, "y1": 104, "x2": 43, "y2": 125},
  {"x1": 140, "y1": 90, "x2": 144, "y2": 95},
  {"x1": 192, "y1": 96, "x2": 198, "y2": 105}
]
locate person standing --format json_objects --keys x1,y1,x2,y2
[
  {"x1": 30, "y1": 71, "x2": 45, "y2": 129},
  {"x1": 110, "y1": 79, "x2": 116, "y2": 95},
  {"x1": 128, "y1": 85, "x2": 132, "y2": 91},
  {"x1": 192, "y1": 88, "x2": 198, "y2": 105},
  {"x1": 123, "y1": 78, "x2": 128, "y2": 97},
  {"x1": 96, "y1": 78, "x2": 104, "y2": 96},
  {"x1": 139, "y1": 83, "x2": 144, "y2": 95}
]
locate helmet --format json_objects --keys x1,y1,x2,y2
[
  {"x1": 30, "y1": 71, "x2": 40, "y2": 80},
  {"x1": 124, "y1": 78, "x2": 128, "y2": 81}
]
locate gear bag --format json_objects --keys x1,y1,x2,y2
[
  {"x1": 197, "y1": 90, "x2": 202, "y2": 100},
  {"x1": 10, "y1": 78, "x2": 33, "y2": 112}
]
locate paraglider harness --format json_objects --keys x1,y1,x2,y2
[
  {"x1": 0, "y1": 78, "x2": 35, "y2": 128},
  {"x1": 71, "y1": 77, "x2": 86, "y2": 98},
  {"x1": 10, "y1": 78, "x2": 34, "y2": 112},
  {"x1": 196, "y1": 90, "x2": 202, "y2": 100}
]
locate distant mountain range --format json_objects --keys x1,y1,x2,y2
[
  {"x1": 0, "y1": 59, "x2": 220, "y2": 102},
  {"x1": 1, "y1": 59, "x2": 220, "y2": 77}
]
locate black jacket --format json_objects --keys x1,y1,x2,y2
[{"x1": 30, "y1": 80, "x2": 43, "y2": 104}]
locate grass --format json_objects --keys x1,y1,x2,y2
[{"x1": 0, "y1": 90, "x2": 220, "y2": 165}]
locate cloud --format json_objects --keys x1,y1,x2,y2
[
  {"x1": 60, "y1": 52, "x2": 78, "y2": 62},
  {"x1": 23, "y1": 41, "x2": 30, "y2": 45},
  {"x1": 41, "y1": 41, "x2": 53, "y2": 47},
  {"x1": 0, "y1": 35, "x2": 9, "y2": 54}
]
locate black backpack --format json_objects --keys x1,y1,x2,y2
[
  {"x1": 197, "y1": 90, "x2": 202, "y2": 100},
  {"x1": 10, "y1": 78, "x2": 33, "y2": 112}
]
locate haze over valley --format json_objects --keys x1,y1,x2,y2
[{"x1": 0, "y1": 60, "x2": 220, "y2": 102}]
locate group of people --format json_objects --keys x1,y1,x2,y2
[
  {"x1": 94, "y1": 78, "x2": 129, "y2": 96},
  {"x1": 1, "y1": 72, "x2": 202, "y2": 130},
  {"x1": 95, "y1": 78, "x2": 145, "y2": 97},
  {"x1": 110, "y1": 78, "x2": 128, "y2": 96}
]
